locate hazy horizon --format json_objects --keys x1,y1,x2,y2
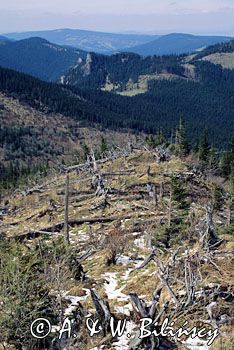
[
  {"x1": 0, "y1": 0, "x2": 234, "y2": 36},
  {"x1": 2, "y1": 27, "x2": 234, "y2": 38}
]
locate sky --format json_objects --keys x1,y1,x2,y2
[{"x1": 0, "y1": 0, "x2": 234, "y2": 35}]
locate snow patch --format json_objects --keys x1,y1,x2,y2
[
  {"x1": 104, "y1": 272, "x2": 128, "y2": 301},
  {"x1": 117, "y1": 255, "x2": 132, "y2": 265},
  {"x1": 183, "y1": 336, "x2": 209, "y2": 350},
  {"x1": 112, "y1": 320, "x2": 136, "y2": 350},
  {"x1": 64, "y1": 289, "x2": 89, "y2": 316}
]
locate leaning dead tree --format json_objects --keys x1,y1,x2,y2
[
  {"x1": 64, "y1": 146, "x2": 136, "y2": 173},
  {"x1": 67, "y1": 249, "x2": 97, "y2": 281},
  {"x1": 91, "y1": 173, "x2": 110, "y2": 210},
  {"x1": 147, "y1": 184, "x2": 158, "y2": 208},
  {"x1": 128, "y1": 293, "x2": 176, "y2": 350},
  {"x1": 200, "y1": 205, "x2": 222, "y2": 249},
  {"x1": 64, "y1": 174, "x2": 70, "y2": 245},
  {"x1": 167, "y1": 188, "x2": 173, "y2": 229},
  {"x1": 226, "y1": 196, "x2": 233, "y2": 226},
  {"x1": 90, "y1": 289, "x2": 114, "y2": 336},
  {"x1": 156, "y1": 146, "x2": 171, "y2": 164}
]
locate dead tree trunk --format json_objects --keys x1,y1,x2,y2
[
  {"x1": 91, "y1": 149, "x2": 98, "y2": 173},
  {"x1": 64, "y1": 174, "x2": 70, "y2": 245},
  {"x1": 159, "y1": 182, "x2": 164, "y2": 200},
  {"x1": 153, "y1": 185, "x2": 158, "y2": 208},
  {"x1": 227, "y1": 197, "x2": 233, "y2": 226},
  {"x1": 184, "y1": 259, "x2": 195, "y2": 307},
  {"x1": 128, "y1": 142, "x2": 133, "y2": 153},
  {"x1": 168, "y1": 189, "x2": 172, "y2": 229},
  {"x1": 147, "y1": 184, "x2": 158, "y2": 208},
  {"x1": 147, "y1": 166, "x2": 151, "y2": 177},
  {"x1": 90, "y1": 289, "x2": 113, "y2": 336},
  {"x1": 146, "y1": 230, "x2": 152, "y2": 249},
  {"x1": 201, "y1": 205, "x2": 220, "y2": 249},
  {"x1": 128, "y1": 291, "x2": 176, "y2": 350}
]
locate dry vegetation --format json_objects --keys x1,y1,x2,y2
[
  {"x1": 0, "y1": 93, "x2": 138, "y2": 168},
  {"x1": 0, "y1": 145, "x2": 233, "y2": 350},
  {"x1": 102, "y1": 73, "x2": 190, "y2": 97},
  {"x1": 202, "y1": 53, "x2": 234, "y2": 69}
]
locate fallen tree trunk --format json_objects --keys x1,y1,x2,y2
[
  {"x1": 10, "y1": 213, "x2": 149, "y2": 241},
  {"x1": 57, "y1": 189, "x2": 93, "y2": 196}
]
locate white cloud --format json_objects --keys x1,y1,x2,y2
[{"x1": 2, "y1": 0, "x2": 234, "y2": 14}]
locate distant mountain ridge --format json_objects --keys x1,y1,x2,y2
[
  {"x1": 0, "y1": 37, "x2": 85, "y2": 81},
  {"x1": 4, "y1": 28, "x2": 155, "y2": 54},
  {"x1": 0, "y1": 35, "x2": 11, "y2": 42},
  {"x1": 3, "y1": 29, "x2": 232, "y2": 56},
  {"x1": 125, "y1": 33, "x2": 233, "y2": 56}
]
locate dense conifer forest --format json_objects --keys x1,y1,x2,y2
[{"x1": 0, "y1": 59, "x2": 233, "y2": 149}]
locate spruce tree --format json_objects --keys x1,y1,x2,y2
[
  {"x1": 100, "y1": 136, "x2": 108, "y2": 155},
  {"x1": 219, "y1": 136, "x2": 234, "y2": 176},
  {"x1": 199, "y1": 130, "x2": 210, "y2": 163},
  {"x1": 82, "y1": 143, "x2": 90, "y2": 161},
  {"x1": 212, "y1": 184, "x2": 224, "y2": 211},
  {"x1": 155, "y1": 128, "x2": 166, "y2": 146},
  {"x1": 171, "y1": 176, "x2": 189, "y2": 209},
  {"x1": 175, "y1": 117, "x2": 190, "y2": 156}
]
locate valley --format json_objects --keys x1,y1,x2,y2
[
  {"x1": 0, "y1": 25, "x2": 234, "y2": 350},
  {"x1": 0, "y1": 93, "x2": 138, "y2": 194}
]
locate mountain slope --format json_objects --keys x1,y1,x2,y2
[
  {"x1": 1, "y1": 143, "x2": 233, "y2": 349},
  {"x1": 61, "y1": 38, "x2": 234, "y2": 93},
  {"x1": 0, "y1": 37, "x2": 85, "y2": 81},
  {"x1": 0, "y1": 35, "x2": 10, "y2": 42},
  {"x1": 0, "y1": 66, "x2": 127, "y2": 127},
  {"x1": 4, "y1": 28, "x2": 155, "y2": 54},
  {"x1": 59, "y1": 43, "x2": 234, "y2": 147},
  {"x1": 193, "y1": 39, "x2": 234, "y2": 58},
  {"x1": 0, "y1": 79, "x2": 135, "y2": 191},
  {"x1": 127, "y1": 33, "x2": 232, "y2": 56},
  {"x1": 61, "y1": 52, "x2": 185, "y2": 90},
  {"x1": 73, "y1": 60, "x2": 234, "y2": 148},
  {"x1": 191, "y1": 39, "x2": 234, "y2": 69},
  {"x1": 1, "y1": 62, "x2": 233, "y2": 149}
]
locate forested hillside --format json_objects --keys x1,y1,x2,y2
[
  {"x1": 194, "y1": 39, "x2": 234, "y2": 59},
  {"x1": 63, "y1": 60, "x2": 234, "y2": 147},
  {"x1": 0, "y1": 89, "x2": 136, "y2": 193},
  {"x1": 0, "y1": 37, "x2": 85, "y2": 81},
  {"x1": 193, "y1": 39, "x2": 234, "y2": 69},
  {"x1": 61, "y1": 52, "x2": 185, "y2": 89},
  {"x1": 0, "y1": 60, "x2": 234, "y2": 149}
]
